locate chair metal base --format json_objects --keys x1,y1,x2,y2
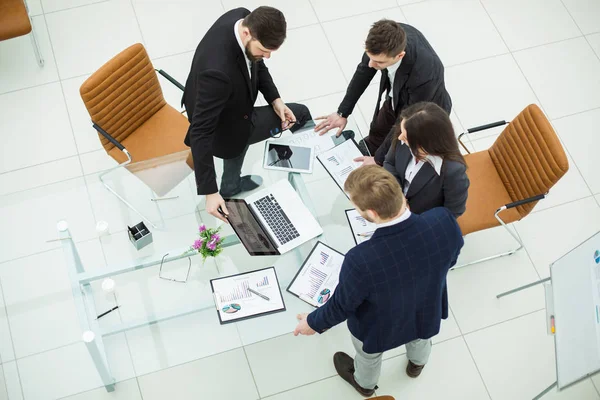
[
  {"x1": 98, "y1": 150, "x2": 160, "y2": 229},
  {"x1": 451, "y1": 207, "x2": 522, "y2": 270},
  {"x1": 25, "y1": 1, "x2": 44, "y2": 67}
]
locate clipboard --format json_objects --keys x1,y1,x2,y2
[
  {"x1": 286, "y1": 241, "x2": 345, "y2": 308},
  {"x1": 345, "y1": 208, "x2": 377, "y2": 245},
  {"x1": 210, "y1": 266, "x2": 286, "y2": 324},
  {"x1": 316, "y1": 139, "x2": 364, "y2": 199}
]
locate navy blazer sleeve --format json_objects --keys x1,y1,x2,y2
[
  {"x1": 442, "y1": 162, "x2": 470, "y2": 218},
  {"x1": 307, "y1": 254, "x2": 369, "y2": 333},
  {"x1": 189, "y1": 69, "x2": 232, "y2": 195},
  {"x1": 337, "y1": 53, "x2": 377, "y2": 117},
  {"x1": 256, "y1": 60, "x2": 280, "y2": 104}
]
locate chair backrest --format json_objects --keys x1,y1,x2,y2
[
  {"x1": 489, "y1": 104, "x2": 568, "y2": 218},
  {"x1": 0, "y1": 0, "x2": 32, "y2": 41},
  {"x1": 79, "y1": 43, "x2": 166, "y2": 153}
]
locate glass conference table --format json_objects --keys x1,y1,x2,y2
[{"x1": 58, "y1": 119, "x2": 368, "y2": 392}]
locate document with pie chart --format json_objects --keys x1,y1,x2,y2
[
  {"x1": 210, "y1": 266, "x2": 286, "y2": 324},
  {"x1": 287, "y1": 241, "x2": 345, "y2": 308},
  {"x1": 317, "y1": 139, "x2": 363, "y2": 198}
]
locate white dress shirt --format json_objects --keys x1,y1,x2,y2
[
  {"x1": 401, "y1": 142, "x2": 443, "y2": 196},
  {"x1": 376, "y1": 209, "x2": 412, "y2": 230},
  {"x1": 234, "y1": 19, "x2": 252, "y2": 77},
  {"x1": 386, "y1": 58, "x2": 403, "y2": 110}
]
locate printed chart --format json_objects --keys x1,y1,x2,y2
[
  {"x1": 287, "y1": 242, "x2": 345, "y2": 308},
  {"x1": 345, "y1": 209, "x2": 377, "y2": 245},
  {"x1": 317, "y1": 140, "x2": 363, "y2": 198},
  {"x1": 211, "y1": 267, "x2": 285, "y2": 323}
]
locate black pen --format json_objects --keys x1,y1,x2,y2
[
  {"x1": 96, "y1": 305, "x2": 119, "y2": 319},
  {"x1": 248, "y1": 288, "x2": 270, "y2": 301}
]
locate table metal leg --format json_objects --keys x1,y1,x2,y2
[{"x1": 496, "y1": 277, "x2": 551, "y2": 299}]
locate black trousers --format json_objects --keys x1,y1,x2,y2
[
  {"x1": 220, "y1": 103, "x2": 312, "y2": 194},
  {"x1": 364, "y1": 98, "x2": 397, "y2": 156}
]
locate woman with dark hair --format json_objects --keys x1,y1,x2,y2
[{"x1": 382, "y1": 102, "x2": 469, "y2": 217}]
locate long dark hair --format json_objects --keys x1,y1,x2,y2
[{"x1": 391, "y1": 102, "x2": 466, "y2": 166}]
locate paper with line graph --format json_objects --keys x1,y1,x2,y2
[
  {"x1": 317, "y1": 139, "x2": 363, "y2": 198},
  {"x1": 210, "y1": 267, "x2": 285, "y2": 324},
  {"x1": 287, "y1": 242, "x2": 345, "y2": 308}
]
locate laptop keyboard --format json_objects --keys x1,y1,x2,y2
[{"x1": 254, "y1": 195, "x2": 300, "y2": 245}]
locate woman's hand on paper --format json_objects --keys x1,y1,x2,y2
[
  {"x1": 294, "y1": 313, "x2": 316, "y2": 336},
  {"x1": 353, "y1": 156, "x2": 376, "y2": 167}
]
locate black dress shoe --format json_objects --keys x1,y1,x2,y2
[
  {"x1": 220, "y1": 175, "x2": 263, "y2": 197},
  {"x1": 406, "y1": 360, "x2": 425, "y2": 378},
  {"x1": 333, "y1": 352, "x2": 377, "y2": 397}
]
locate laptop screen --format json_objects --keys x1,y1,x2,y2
[{"x1": 224, "y1": 199, "x2": 279, "y2": 256}]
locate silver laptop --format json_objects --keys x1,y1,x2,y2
[{"x1": 223, "y1": 179, "x2": 322, "y2": 256}]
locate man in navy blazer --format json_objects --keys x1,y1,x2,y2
[{"x1": 294, "y1": 165, "x2": 464, "y2": 396}]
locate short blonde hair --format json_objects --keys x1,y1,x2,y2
[{"x1": 344, "y1": 165, "x2": 404, "y2": 219}]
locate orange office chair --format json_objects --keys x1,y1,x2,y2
[
  {"x1": 80, "y1": 43, "x2": 192, "y2": 228},
  {"x1": 454, "y1": 104, "x2": 569, "y2": 268},
  {"x1": 0, "y1": 0, "x2": 44, "y2": 66}
]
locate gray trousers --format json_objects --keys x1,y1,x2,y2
[{"x1": 351, "y1": 334, "x2": 432, "y2": 390}]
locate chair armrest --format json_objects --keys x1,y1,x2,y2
[
  {"x1": 467, "y1": 120, "x2": 508, "y2": 134},
  {"x1": 92, "y1": 123, "x2": 126, "y2": 153},
  {"x1": 498, "y1": 193, "x2": 547, "y2": 212},
  {"x1": 458, "y1": 120, "x2": 508, "y2": 154},
  {"x1": 156, "y1": 69, "x2": 185, "y2": 92}
]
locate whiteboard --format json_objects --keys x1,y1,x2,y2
[{"x1": 551, "y1": 231, "x2": 600, "y2": 389}]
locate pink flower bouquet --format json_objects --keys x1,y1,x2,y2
[{"x1": 190, "y1": 224, "x2": 224, "y2": 261}]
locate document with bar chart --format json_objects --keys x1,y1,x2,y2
[
  {"x1": 316, "y1": 139, "x2": 363, "y2": 199},
  {"x1": 345, "y1": 209, "x2": 378, "y2": 245},
  {"x1": 210, "y1": 266, "x2": 286, "y2": 324},
  {"x1": 287, "y1": 241, "x2": 345, "y2": 308}
]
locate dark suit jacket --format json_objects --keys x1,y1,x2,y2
[
  {"x1": 307, "y1": 208, "x2": 464, "y2": 354},
  {"x1": 182, "y1": 8, "x2": 281, "y2": 195},
  {"x1": 383, "y1": 142, "x2": 469, "y2": 217},
  {"x1": 336, "y1": 23, "x2": 451, "y2": 164}
]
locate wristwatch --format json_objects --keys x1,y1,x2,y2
[{"x1": 337, "y1": 111, "x2": 348, "y2": 118}]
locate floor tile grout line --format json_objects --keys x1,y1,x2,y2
[
  {"x1": 529, "y1": 195, "x2": 598, "y2": 216},
  {"x1": 0, "y1": 154, "x2": 83, "y2": 178},
  {"x1": 476, "y1": 0, "x2": 552, "y2": 117},
  {"x1": 461, "y1": 335, "x2": 493, "y2": 400},
  {"x1": 258, "y1": 333, "x2": 467, "y2": 399},
  {"x1": 0, "y1": 278, "x2": 25, "y2": 400},
  {"x1": 0, "y1": 79, "x2": 61, "y2": 97},
  {"x1": 558, "y1": 0, "x2": 600, "y2": 76},
  {"x1": 311, "y1": 4, "x2": 404, "y2": 25},
  {"x1": 0, "y1": 363, "x2": 8, "y2": 400},
  {"x1": 136, "y1": 376, "x2": 145, "y2": 400},
  {"x1": 241, "y1": 345, "x2": 262, "y2": 399},
  {"x1": 129, "y1": 0, "x2": 148, "y2": 48},
  {"x1": 591, "y1": 376, "x2": 600, "y2": 397},
  {"x1": 558, "y1": 0, "x2": 586, "y2": 39},
  {"x1": 259, "y1": 375, "x2": 339, "y2": 399},
  {"x1": 41, "y1": 0, "x2": 109, "y2": 16},
  {"x1": 550, "y1": 104, "x2": 600, "y2": 121},
  {"x1": 462, "y1": 308, "x2": 546, "y2": 337}
]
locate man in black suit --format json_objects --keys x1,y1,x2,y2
[
  {"x1": 183, "y1": 7, "x2": 311, "y2": 222},
  {"x1": 315, "y1": 19, "x2": 451, "y2": 166}
]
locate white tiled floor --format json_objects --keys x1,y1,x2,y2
[{"x1": 1, "y1": 0, "x2": 600, "y2": 399}]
